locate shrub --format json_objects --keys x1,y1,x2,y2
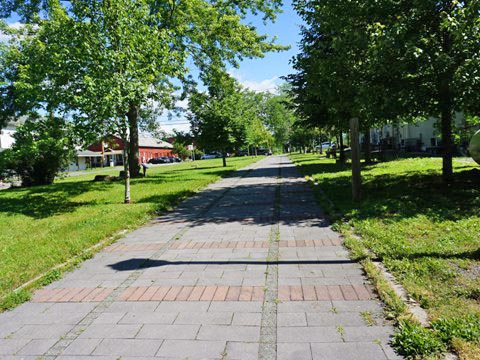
[
  {"x1": 0, "y1": 149, "x2": 14, "y2": 180},
  {"x1": 392, "y1": 321, "x2": 446, "y2": 358},
  {"x1": 172, "y1": 142, "x2": 190, "y2": 160},
  {"x1": 193, "y1": 148, "x2": 204, "y2": 160},
  {"x1": 3, "y1": 117, "x2": 76, "y2": 186}
]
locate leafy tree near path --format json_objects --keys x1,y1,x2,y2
[
  {"x1": 1, "y1": 0, "x2": 286, "y2": 203},
  {"x1": 190, "y1": 76, "x2": 248, "y2": 167},
  {"x1": 289, "y1": 0, "x2": 381, "y2": 199},
  {"x1": 262, "y1": 85, "x2": 296, "y2": 152},
  {"x1": 367, "y1": 0, "x2": 480, "y2": 181}
]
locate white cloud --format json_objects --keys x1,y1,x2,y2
[
  {"x1": 161, "y1": 123, "x2": 191, "y2": 134},
  {"x1": 0, "y1": 33, "x2": 10, "y2": 42},
  {"x1": 228, "y1": 69, "x2": 280, "y2": 93},
  {"x1": 175, "y1": 98, "x2": 189, "y2": 109},
  {"x1": 8, "y1": 22, "x2": 24, "y2": 30},
  {"x1": 0, "y1": 22, "x2": 25, "y2": 43}
]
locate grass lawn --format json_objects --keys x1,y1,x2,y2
[
  {"x1": 0, "y1": 157, "x2": 261, "y2": 306},
  {"x1": 290, "y1": 154, "x2": 480, "y2": 358}
]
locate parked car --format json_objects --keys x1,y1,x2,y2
[
  {"x1": 201, "y1": 152, "x2": 222, "y2": 160},
  {"x1": 148, "y1": 158, "x2": 160, "y2": 164},
  {"x1": 201, "y1": 154, "x2": 217, "y2": 160},
  {"x1": 236, "y1": 150, "x2": 249, "y2": 157},
  {"x1": 148, "y1": 157, "x2": 170, "y2": 164},
  {"x1": 171, "y1": 157, "x2": 182, "y2": 163},
  {"x1": 257, "y1": 148, "x2": 272, "y2": 156}
]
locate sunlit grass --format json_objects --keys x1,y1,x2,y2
[
  {"x1": 291, "y1": 154, "x2": 480, "y2": 355},
  {"x1": 0, "y1": 157, "x2": 261, "y2": 300}
]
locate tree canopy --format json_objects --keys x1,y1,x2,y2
[
  {"x1": 289, "y1": 0, "x2": 480, "y2": 181},
  {"x1": 1, "y1": 0, "x2": 287, "y2": 200}
]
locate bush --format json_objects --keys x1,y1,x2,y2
[
  {"x1": 0, "y1": 149, "x2": 14, "y2": 180},
  {"x1": 193, "y1": 148, "x2": 204, "y2": 160},
  {"x1": 172, "y1": 142, "x2": 190, "y2": 160},
  {"x1": 2, "y1": 117, "x2": 75, "y2": 186},
  {"x1": 392, "y1": 321, "x2": 446, "y2": 358}
]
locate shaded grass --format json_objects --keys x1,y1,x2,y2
[
  {"x1": 291, "y1": 154, "x2": 480, "y2": 357},
  {"x1": 0, "y1": 157, "x2": 261, "y2": 302}
]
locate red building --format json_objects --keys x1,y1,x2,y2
[{"x1": 88, "y1": 135, "x2": 174, "y2": 166}]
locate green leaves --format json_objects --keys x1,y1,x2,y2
[
  {"x1": 1, "y1": 116, "x2": 76, "y2": 186},
  {"x1": 3, "y1": 0, "x2": 287, "y2": 139}
]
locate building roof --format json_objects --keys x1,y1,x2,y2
[
  {"x1": 77, "y1": 150, "x2": 103, "y2": 158},
  {"x1": 139, "y1": 135, "x2": 173, "y2": 149}
]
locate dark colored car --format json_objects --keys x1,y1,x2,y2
[
  {"x1": 257, "y1": 148, "x2": 272, "y2": 156},
  {"x1": 236, "y1": 150, "x2": 249, "y2": 157},
  {"x1": 148, "y1": 157, "x2": 170, "y2": 164}
]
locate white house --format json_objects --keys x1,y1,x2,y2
[
  {"x1": 0, "y1": 120, "x2": 21, "y2": 152},
  {"x1": 366, "y1": 113, "x2": 469, "y2": 153}
]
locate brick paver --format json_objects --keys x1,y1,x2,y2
[{"x1": 0, "y1": 156, "x2": 401, "y2": 359}]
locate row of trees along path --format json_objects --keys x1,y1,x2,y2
[{"x1": 287, "y1": 0, "x2": 480, "y2": 200}]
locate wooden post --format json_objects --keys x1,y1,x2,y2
[
  {"x1": 101, "y1": 141, "x2": 105, "y2": 168},
  {"x1": 350, "y1": 118, "x2": 362, "y2": 202}
]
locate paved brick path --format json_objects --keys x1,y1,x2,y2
[{"x1": 0, "y1": 156, "x2": 401, "y2": 359}]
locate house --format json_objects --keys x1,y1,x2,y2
[
  {"x1": 364, "y1": 113, "x2": 476, "y2": 155},
  {"x1": 87, "y1": 134, "x2": 174, "y2": 163},
  {"x1": 0, "y1": 119, "x2": 24, "y2": 152},
  {"x1": 66, "y1": 150, "x2": 104, "y2": 172},
  {"x1": 68, "y1": 134, "x2": 174, "y2": 171},
  {"x1": 136, "y1": 135, "x2": 174, "y2": 162}
]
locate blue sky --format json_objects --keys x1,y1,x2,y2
[{"x1": 228, "y1": 1, "x2": 303, "y2": 92}]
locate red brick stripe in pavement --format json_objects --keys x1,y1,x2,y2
[
  {"x1": 32, "y1": 284, "x2": 372, "y2": 303},
  {"x1": 104, "y1": 239, "x2": 343, "y2": 252},
  {"x1": 277, "y1": 285, "x2": 374, "y2": 301}
]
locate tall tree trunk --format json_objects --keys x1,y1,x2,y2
[
  {"x1": 364, "y1": 128, "x2": 372, "y2": 164},
  {"x1": 339, "y1": 131, "x2": 346, "y2": 163},
  {"x1": 441, "y1": 102, "x2": 453, "y2": 182},
  {"x1": 439, "y1": 71, "x2": 454, "y2": 182},
  {"x1": 350, "y1": 118, "x2": 362, "y2": 202},
  {"x1": 222, "y1": 152, "x2": 227, "y2": 167},
  {"x1": 439, "y1": 22, "x2": 454, "y2": 183},
  {"x1": 101, "y1": 141, "x2": 105, "y2": 168},
  {"x1": 127, "y1": 104, "x2": 140, "y2": 177},
  {"x1": 121, "y1": 130, "x2": 131, "y2": 204}
]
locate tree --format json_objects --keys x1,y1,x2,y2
[
  {"x1": 367, "y1": 0, "x2": 480, "y2": 181},
  {"x1": 289, "y1": 0, "x2": 376, "y2": 199},
  {"x1": 190, "y1": 77, "x2": 248, "y2": 167},
  {"x1": 4, "y1": 0, "x2": 286, "y2": 202},
  {"x1": 262, "y1": 85, "x2": 296, "y2": 152},
  {"x1": 246, "y1": 117, "x2": 273, "y2": 155},
  {"x1": 172, "y1": 142, "x2": 190, "y2": 161},
  {"x1": 0, "y1": 116, "x2": 75, "y2": 186},
  {"x1": 3, "y1": 0, "x2": 286, "y2": 176}
]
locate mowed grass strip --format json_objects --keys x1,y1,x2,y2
[
  {"x1": 290, "y1": 154, "x2": 480, "y2": 354},
  {"x1": 0, "y1": 157, "x2": 261, "y2": 300}
]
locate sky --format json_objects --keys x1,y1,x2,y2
[
  {"x1": 1, "y1": 1, "x2": 304, "y2": 134},
  {"x1": 228, "y1": 1, "x2": 303, "y2": 92},
  {"x1": 163, "y1": 1, "x2": 304, "y2": 133}
]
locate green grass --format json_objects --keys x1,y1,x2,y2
[
  {"x1": 290, "y1": 154, "x2": 480, "y2": 358},
  {"x1": 0, "y1": 157, "x2": 261, "y2": 304}
]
